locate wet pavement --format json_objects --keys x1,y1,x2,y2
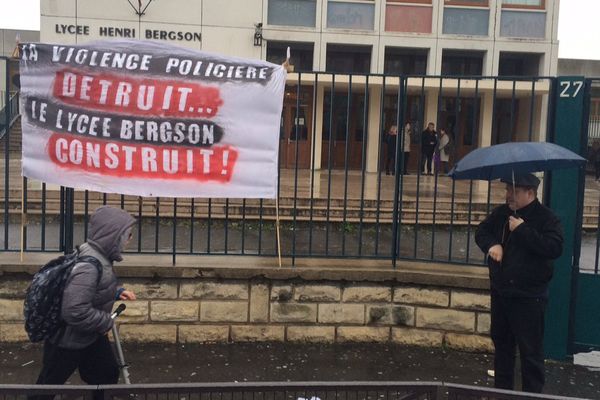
[{"x1": 2, "y1": 342, "x2": 600, "y2": 399}]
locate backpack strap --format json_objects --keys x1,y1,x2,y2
[{"x1": 76, "y1": 255, "x2": 104, "y2": 286}]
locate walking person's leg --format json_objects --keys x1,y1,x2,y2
[
  {"x1": 403, "y1": 152, "x2": 410, "y2": 175},
  {"x1": 426, "y1": 152, "x2": 433, "y2": 175},
  {"x1": 31, "y1": 341, "x2": 80, "y2": 400},
  {"x1": 420, "y1": 151, "x2": 426, "y2": 174},
  {"x1": 79, "y1": 335, "x2": 120, "y2": 385},
  {"x1": 79, "y1": 335, "x2": 120, "y2": 400},
  {"x1": 491, "y1": 295, "x2": 517, "y2": 391},
  {"x1": 512, "y1": 298, "x2": 547, "y2": 393},
  {"x1": 595, "y1": 161, "x2": 600, "y2": 180}
]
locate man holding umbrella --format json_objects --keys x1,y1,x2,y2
[{"x1": 475, "y1": 173, "x2": 563, "y2": 393}]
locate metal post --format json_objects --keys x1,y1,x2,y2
[
  {"x1": 64, "y1": 187, "x2": 75, "y2": 254},
  {"x1": 3, "y1": 57, "x2": 10, "y2": 250},
  {"x1": 391, "y1": 76, "x2": 406, "y2": 267}
]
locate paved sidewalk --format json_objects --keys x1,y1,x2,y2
[{"x1": 2, "y1": 342, "x2": 599, "y2": 399}]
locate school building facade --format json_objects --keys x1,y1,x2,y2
[{"x1": 38, "y1": 0, "x2": 560, "y2": 173}]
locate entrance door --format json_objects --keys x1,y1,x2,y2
[
  {"x1": 439, "y1": 97, "x2": 481, "y2": 161},
  {"x1": 321, "y1": 91, "x2": 366, "y2": 169},
  {"x1": 279, "y1": 86, "x2": 312, "y2": 169}
]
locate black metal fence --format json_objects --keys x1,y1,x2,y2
[
  {"x1": 580, "y1": 78, "x2": 600, "y2": 275},
  {"x1": 0, "y1": 382, "x2": 586, "y2": 400},
  {"x1": 3, "y1": 54, "x2": 596, "y2": 267}
]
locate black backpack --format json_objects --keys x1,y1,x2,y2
[{"x1": 23, "y1": 251, "x2": 103, "y2": 342}]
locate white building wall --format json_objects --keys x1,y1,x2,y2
[{"x1": 38, "y1": 0, "x2": 560, "y2": 76}]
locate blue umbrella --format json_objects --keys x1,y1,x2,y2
[{"x1": 448, "y1": 141, "x2": 586, "y2": 181}]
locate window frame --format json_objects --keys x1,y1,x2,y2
[
  {"x1": 444, "y1": 0, "x2": 488, "y2": 7},
  {"x1": 501, "y1": 0, "x2": 545, "y2": 10},
  {"x1": 386, "y1": 0, "x2": 432, "y2": 4}
]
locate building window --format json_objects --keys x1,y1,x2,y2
[
  {"x1": 498, "y1": 52, "x2": 542, "y2": 76},
  {"x1": 443, "y1": 7, "x2": 489, "y2": 36},
  {"x1": 267, "y1": 41, "x2": 314, "y2": 72},
  {"x1": 500, "y1": 10, "x2": 546, "y2": 38},
  {"x1": 327, "y1": 1, "x2": 375, "y2": 30},
  {"x1": 441, "y1": 49, "x2": 484, "y2": 76},
  {"x1": 384, "y1": 47, "x2": 428, "y2": 75},
  {"x1": 502, "y1": 0, "x2": 544, "y2": 9},
  {"x1": 385, "y1": 2, "x2": 433, "y2": 33},
  {"x1": 268, "y1": 0, "x2": 317, "y2": 27},
  {"x1": 326, "y1": 44, "x2": 371, "y2": 74}
]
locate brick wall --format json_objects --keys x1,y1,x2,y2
[{"x1": 0, "y1": 275, "x2": 493, "y2": 352}]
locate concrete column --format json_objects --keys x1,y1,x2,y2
[
  {"x1": 311, "y1": 83, "x2": 325, "y2": 171},
  {"x1": 366, "y1": 85, "x2": 382, "y2": 173},
  {"x1": 424, "y1": 89, "x2": 439, "y2": 130},
  {"x1": 479, "y1": 92, "x2": 494, "y2": 148}
]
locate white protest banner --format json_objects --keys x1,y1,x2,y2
[{"x1": 19, "y1": 40, "x2": 286, "y2": 198}]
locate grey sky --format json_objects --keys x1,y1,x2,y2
[{"x1": 0, "y1": 0, "x2": 598, "y2": 60}]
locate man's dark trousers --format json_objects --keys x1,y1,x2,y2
[
  {"x1": 491, "y1": 294, "x2": 547, "y2": 393},
  {"x1": 34, "y1": 335, "x2": 119, "y2": 399}
]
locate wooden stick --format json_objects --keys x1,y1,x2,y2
[
  {"x1": 275, "y1": 195, "x2": 282, "y2": 268},
  {"x1": 20, "y1": 177, "x2": 24, "y2": 262}
]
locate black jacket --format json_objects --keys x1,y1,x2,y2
[
  {"x1": 421, "y1": 130, "x2": 437, "y2": 154},
  {"x1": 475, "y1": 199, "x2": 563, "y2": 298}
]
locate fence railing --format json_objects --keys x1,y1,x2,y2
[
  {"x1": 0, "y1": 382, "x2": 588, "y2": 400},
  {"x1": 579, "y1": 78, "x2": 600, "y2": 275},
  {"x1": 1, "y1": 71, "x2": 589, "y2": 268}
]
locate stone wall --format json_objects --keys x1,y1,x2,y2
[{"x1": 0, "y1": 260, "x2": 493, "y2": 352}]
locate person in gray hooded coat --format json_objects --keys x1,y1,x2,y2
[{"x1": 34, "y1": 206, "x2": 137, "y2": 389}]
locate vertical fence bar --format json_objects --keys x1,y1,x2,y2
[
  {"x1": 292, "y1": 73, "x2": 302, "y2": 263},
  {"x1": 308, "y1": 72, "x2": 323, "y2": 254},
  {"x1": 395, "y1": 77, "x2": 409, "y2": 261},
  {"x1": 22, "y1": 177, "x2": 28, "y2": 251},
  {"x1": 325, "y1": 75, "x2": 336, "y2": 256},
  {"x1": 207, "y1": 198, "x2": 212, "y2": 254},
  {"x1": 391, "y1": 76, "x2": 406, "y2": 267},
  {"x1": 59, "y1": 187, "x2": 65, "y2": 251},
  {"x1": 64, "y1": 187, "x2": 75, "y2": 254},
  {"x1": 308, "y1": 74, "x2": 319, "y2": 255},
  {"x1": 190, "y1": 198, "x2": 195, "y2": 254},
  {"x1": 172, "y1": 197, "x2": 177, "y2": 264},
  {"x1": 41, "y1": 183, "x2": 46, "y2": 250},
  {"x1": 447, "y1": 78, "x2": 462, "y2": 261},
  {"x1": 224, "y1": 198, "x2": 229, "y2": 254},
  {"x1": 430, "y1": 77, "x2": 443, "y2": 259},
  {"x1": 413, "y1": 78, "x2": 426, "y2": 258},
  {"x1": 342, "y1": 74, "x2": 352, "y2": 256},
  {"x1": 241, "y1": 199, "x2": 246, "y2": 255},
  {"x1": 374, "y1": 76, "x2": 386, "y2": 256},
  {"x1": 3, "y1": 59, "x2": 10, "y2": 250},
  {"x1": 258, "y1": 198, "x2": 263, "y2": 255},
  {"x1": 137, "y1": 196, "x2": 142, "y2": 252},
  {"x1": 510, "y1": 80, "x2": 516, "y2": 141},
  {"x1": 83, "y1": 190, "x2": 89, "y2": 241},
  {"x1": 154, "y1": 197, "x2": 160, "y2": 253},
  {"x1": 465, "y1": 180, "x2": 474, "y2": 263},
  {"x1": 358, "y1": 75, "x2": 369, "y2": 257},
  {"x1": 528, "y1": 79, "x2": 536, "y2": 141}
]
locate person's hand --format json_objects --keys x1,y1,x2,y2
[
  {"x1": 488, "y1": 244, "x2": 503, "y2": 263},
  {"x1": 119, "y1": 290, "x2": 136, "y2": 300},
  {"x1": 508, "y1": 216, "x2": 524, "y2": 231}
]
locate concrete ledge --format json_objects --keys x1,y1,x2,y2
[{"x1": 0, "y1": 253, "x2": 489, "y2": 290}]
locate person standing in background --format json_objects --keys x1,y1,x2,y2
[
  {"x1": 421, "y1": 122, "x2": 437, "y2": 175},
  {"x1": 401, "y1": 121, "x2": 411, "y2": 175},
  {"x1": 385, "y1": 125, "x2": 398, "y2": 175}
]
